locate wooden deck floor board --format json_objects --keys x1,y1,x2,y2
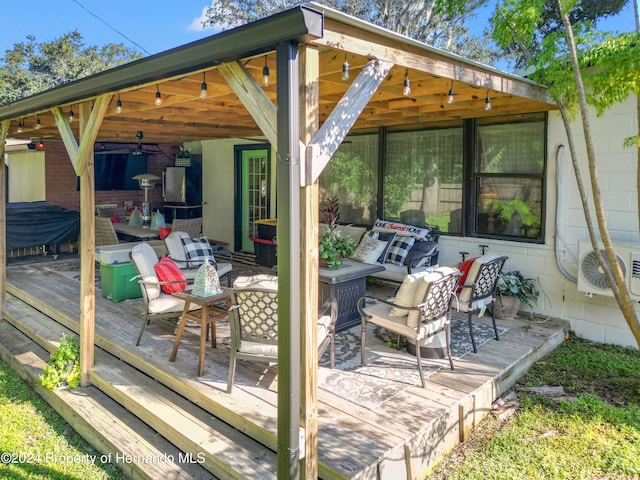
[{"x1": 4, "y1": 260, "x2": 569, "y2": 479}]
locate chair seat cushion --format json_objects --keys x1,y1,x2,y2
[
  {"x1": 233, "y1": 274, "x2": 278, "y2": 291},
  {"x1": 182, "y1": 262, "x2": 232, "y2": 280},
  {"x1": 154, "y1": 256, "x2": 187, "y2": 294},
  {"x1": 147, "y1": 294, "x2": 189, "y2": 314},
  {"x1": 363, "y1": 301, "x2": 447, "y2": 341},
  {"x1": 238, "y1": 340, "x2": 279, "y2": 357}
]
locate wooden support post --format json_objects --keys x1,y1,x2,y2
[
  {"x1": 78, "y1": 102, "x2": 96, "y2": 387},
  {"x1": 0, "y1": 120, "x2": 10, "y2": 311},
  {"x1": 299, "y1": 45, "x2": 320, "y2": 480}
]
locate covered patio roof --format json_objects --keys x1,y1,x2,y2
[{"x1": 0, "y1": 3, "x2": 554, "y2": 145}]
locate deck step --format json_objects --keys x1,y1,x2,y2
[
  {"x1": 2, "y1": 293, "x2": 277, "y2": 480},
  {"x1": 0, "y1": 318, "x2": 212, "y2": 480}
]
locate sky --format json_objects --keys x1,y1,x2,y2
[{"x1": 0, "y1": 1, "x2": 637, "y2": 69}]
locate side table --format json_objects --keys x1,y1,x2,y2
[{"x1": 169, "y1": 289, "x2": 232, "y2": 376}]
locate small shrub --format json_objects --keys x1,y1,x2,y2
[{"x1": 40, "y1": 334, "x2": 80, "y2": 390}]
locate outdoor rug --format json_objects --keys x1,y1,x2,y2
[{"x1": 317, "y1": 317, "x2": 507, "y2": 409}]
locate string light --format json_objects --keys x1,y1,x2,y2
[
  {"x1": 262, "y1": 56, "x2": 270, "y2": 87},
  {"x1": 341, "y1": 54, "x2": 350, "y2": 81},
  {"x1": 69, "y1": 107, "x2": 74, "y2": 122},
  {"x1": 17, "y1": 119, "x2": 23, "y2": 133},
  {"x1": 447, "y1": 81, "x2": 455, "y2": 104},
  {"x1": 35, "y1": 115, "x2": 41, "y2": 130},
  {"x1": 485, "y1": 90, "x2": 492, "y2": 111},
  {"x1": 155, "y1": 85, "x2": 162, "y2": 105},
  {"x1": 116, "y1": 94, "x2": 122, "y2": 114},
  {"x1": 200, "y1": 72, "x2": 208, "y2": 100},
  {"x1": 403, "y1": 69, "x2": 411, "y2": 97}
]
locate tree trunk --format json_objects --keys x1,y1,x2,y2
[{"x1": 558, "y1": 1, "x2": 640, "y2": 348}]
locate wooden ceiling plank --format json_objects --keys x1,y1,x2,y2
[
  {"x1": 315, "y1": 18, "x2": 553, "y2": 104},
  {"x1": 308, "y1": 58, "x2": 394, "y2": 184},
  {"x1": 217, "y1": 61, "x2": 277, "y2": 146}
]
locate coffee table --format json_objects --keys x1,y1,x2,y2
[
  {"x1": 169, "y1": 289, "x2": 232, "y2": 376},
  {"x1": 318, "y1": 259, "x2": 385, "y2": 332}
]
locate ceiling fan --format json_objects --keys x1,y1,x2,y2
[{"x1": 95, "y1": 131, "x2": 158, "y2": 155}]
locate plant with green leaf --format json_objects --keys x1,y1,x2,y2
[
  {"x1": 496, "y1": 271, "x2": 539, "y2": 308},
  {"x1": 319, "y1": 196, "x2": 356, "y2": 269},
  {"x1": 40, "y1": 334, "x2": 80, "y2": 390},
  {"x1": 492, "y1": 0, "x2": 640, "y2": 347}
]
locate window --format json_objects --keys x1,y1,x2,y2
[
  {"x1": 318, "y1": 113, "x2": 546, "y2": 243},
  {"x1": 319, "y1": 134, "x2": 378, "y2": 225},
  {"x1": 384, "y1": 123, "x2": 463, "y2": 232},
  {"x1": 474, "y1": 114, "x2": 546, "y2": 241}
]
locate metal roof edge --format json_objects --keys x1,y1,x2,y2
[{"x1": 0, "y1": 5, "x2": 324, "y2": 121}]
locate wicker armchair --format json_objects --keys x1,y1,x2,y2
[{"x1": 171, "y1": 217, "x2": 202, "y2": 238}]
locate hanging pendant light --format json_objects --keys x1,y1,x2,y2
[
  {"x1": 485, "y1": 90, "x2": 492, "y2": 111},
  {"x1": 69, "y1": 107, "x2": 74, "y2": 122},
  {"x1": 447, "y1": 81, "x2": 455, "y2": 104},
  {"x1": 17, "y1": 119, "x2": 23, "y2": 133},
  {"x1": 116, "y1": 94, "x2": 122, "y2": 114},
  {"x1": 155, "y1": 85, "x2": 162, "y2": 105},
  {"x1": 35, "y1": 116, "x2": 41, "y2": 129},
  {"x1": 262, "y1": 56, "x2": 270, "y2": 87},
  {"x1": 341, "y1": 54, "x2": 350, "y2": 81},
  {"x1": 200, "y1": 72, "x2": 208, "y2": 100},
  {"x1": 403, "y1": 69, "x2": 411, "y2": 97}
]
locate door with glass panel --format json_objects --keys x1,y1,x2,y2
[{"x1": 235, "y1": 145, "x2": 270, "y2": 252}]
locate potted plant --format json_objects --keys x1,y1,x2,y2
[
  {"x1": 319, "y1": 196, "x2": 356, "y2": 269},
  {"x1": 494, "y1": 271, "x2": 539, "y2": 319},
  {"x1": 175, "y1": 146, "x2": 192, "y2": 166}
]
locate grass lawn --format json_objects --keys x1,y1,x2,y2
[
  {"x1": 0, "y1": 359, "x2": 127, "y2": 480},
  {"x1": 427, "y1": 332, "x2": 640, "y2": 479}
]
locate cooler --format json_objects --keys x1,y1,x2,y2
[
  {"x1": 253, "y1": 218, "x2": 277, "y2": 268},
  {"x1": 100, "y1": 262, "x2": 142, "y2": 302}
]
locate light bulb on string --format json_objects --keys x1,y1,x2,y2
[
  {"x1": 200, "y1": 72, "x2": 208, "y2": 100},
  {"x1": 155, "y1": 85, "x2": 162, "y2": 105},
  {"x1": 35, "y1": 116, "x2": 41, "y2": 129},
  {"x1": 116, "y1": 94, "x2": 122, "y2": 114},
  {"x1": 485, "y1": 91, "x2": 492, "y2": 111},
  {"x1": 447, "y1": 81, "x2": 455, "y2": 104},
  {"x1": 403, "y1": 69, "x2": 411, "y2": 97},
  {"x1": 262, "y1": 56, "x2": 270, "y2": 87},
  {"x1": 342, "y1": 54, "x2": 350, "y2": 81}
]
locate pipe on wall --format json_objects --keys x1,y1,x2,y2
[{"x1": 554, "y1": 143, "x2": 578, "y2": 283}]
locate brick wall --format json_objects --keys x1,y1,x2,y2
[{"x1": 43, "y1": 141, "x2": 178, "y2": 213}]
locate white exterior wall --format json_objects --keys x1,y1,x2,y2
[
  {"x1": 191, "y1": 138, "x2": 277, "y2": 247},
  {"x1": 440, "y1": 94, "x2": 639, "y2": 348},
  {"x1": 196, "y1": 95, "x2": 639, "y2": 348}
]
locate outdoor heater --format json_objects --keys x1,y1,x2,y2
[{"x1": 133, "y1": 173, "x2": 161, "y2": 226}]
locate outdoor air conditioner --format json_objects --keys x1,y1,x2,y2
[{"x1": 577, "y1": 240, "x2": 640, "y2": 300}]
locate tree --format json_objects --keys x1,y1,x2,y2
[
  {"x1": 202, "y1": 0, "x2": 496, "y2": 62},
  {"x1": 492, "y1": 0, "x2": 640, "y2": 347},
  {"x1": 0, "y1": 31, "x2": 141, "y2": 105}
]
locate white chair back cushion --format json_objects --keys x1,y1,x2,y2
[
  {"x1": 131, "y1": 243, "x2": 161, "y2": 300},
  {"x1": 165, "y1": 231, "x2": 190, "y2": 267},
  {"x1": 407, "y1": 266, "x2": 458, "y2": 328},
  {"x1": 458, "y1": 253, "x2": 502, "y2": 305},
  {"x1": 389, "y1": 270, "x2": 433, "y2": 317}
]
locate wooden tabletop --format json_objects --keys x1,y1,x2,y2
[
  {"x1": 172, "y1": 288, "x2": 231, "y2": 306},
  {"x1": 112, "y1": 223, "x2": 160, "y2": 239}
]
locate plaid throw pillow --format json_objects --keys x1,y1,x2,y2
[
  {"x1": 386, "y1": 236, "x2": 415, "y2": 266},
  {"x1": 181, "y1": 237, "x2": 216, "y2": 267}
]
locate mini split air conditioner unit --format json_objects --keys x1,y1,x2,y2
[{"x1": 577, "y1": 240, "x2": 640, "y2": 300}]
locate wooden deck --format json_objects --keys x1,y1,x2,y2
[{"x1": 0, "y1": 258, "x2": 568, "y2": 479}]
